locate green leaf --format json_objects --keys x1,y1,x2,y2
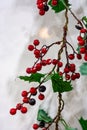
[
  {"x1": 19, "y1": 73, "x2": 45, "y2": 83},
  {"x1": 80, "y1": 63, "x2": 87, "y2": 75},
  {"x1": 79, "y1": 117, "x2": 87, "y2": 130},
  {"x1": 51, "y1": 73, "x2": 73, "y2": 93},
  {"x1": 65, "y1": 127, "x2": 77, "y2": 130},
  {"x1": 37, "y1": 109, "x2": 53, "y2": 123},
  {"x1": 82, "y1": 16, "x2": 87, "y2": 28},
  {"x1": 48, "y1": 0, "x2": 71, "y2": 13}
]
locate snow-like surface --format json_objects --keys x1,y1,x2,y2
[{"x1": 0, "y1": 0, "x2": 87, "y2": 130}]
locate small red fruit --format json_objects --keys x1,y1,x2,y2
[
  {"x1": 30, "y1": 87, "x2": 37, "y2": 95},
  {"x1": 80, "y1": 47, "x2": 86, "y2": 54},
  {"x1": 68, "y1": 54, "x2": 75, "y2": 60},
  {"x1": 52, "y1": 59, "x2": 58, "y2": 65},
  {"x1": 39, "y1": 9, "x2": 45, "y2": 15},
  {"x1": 23, "y1": 97, "x2": 29, "y2": 103},
  {"x1": 16, "y1": 103, "x2": 22, "y2": 110},
  {"x1": 38, "y1": 94, "x2": 45, "y2": 100},
  {"x1": 78, "y1": 40, "x2": 85, "y2": 46},
  {"x1": 10, "y1": 108, "x2": 17, "y2": 115},
  {"x1": 51, "y1": 0, "x2": 58, "y2": 6},
  {"x1": 28, "y1": 45, "x2": 34, "y2": 51},
  {"x1": 41, "y1": 48, "x2": 47, "y2": 54},
  {"x1": 80, "y1": 28, "x2": 87, "y2": 33},
  {"x1": 21, "y1": 91, "x2": 28, "y2": 97},
  {"x1": 21, "y1": 107, "x2": 27, "y2": 114},
  {"x1": 33, "y1": 124, "x2": 39, "y2": 129},
  {"x1": 57, "y1": 61, "x2": 63, "y2": 67},
  {"x1": 84, "y1": 53, "x2": 87, "y2": 61},
  {"x1": 77, "y1": 36, "x2": 83, "y2": 41},
  {"x1": 76, "y1": 54, "x2": 82, "y2": 59},
  {"x1": 33, "y1": 39, "x2": 40, "y2": 46},
  {"x1": 26, "y1": 67, "x2": 32, "y2": 74}
]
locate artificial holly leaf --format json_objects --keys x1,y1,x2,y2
[
  {"x1": 82, "y1": 16, "x2": 87, "y2": 28},
  {"x1": 65, "y1": 126, "x2": 77, "y2": 130},
  {"x1": 37, "y1": 109, "x2": 53, "y2": 123},
  {"x1": 79, "y1": 117, "x2": 87, "y2": 130},
  {"x1": 80, "y1": 63, "x2": 87, "y2": 75},
  {"x1": 19, "y1": 73, "x2": 45, "y2": 83},
  {"x1": 48, "y1": 0, "x2": 71, "y2": 13},
  {"x1": 51, "y1": 73, "x2": 73, "y2": 93}
]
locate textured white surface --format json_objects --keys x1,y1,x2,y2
[{"x1": 0, "y1": 0, "x2": 87, "y2": 130}]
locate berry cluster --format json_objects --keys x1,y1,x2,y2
[
  {"x1": 10, "y1": 85, "x2": 46, "y2": 115},
  {"x1": 36, "y1": 0, "x2": 49, "y2": 15},
  {"x1": 33, "y1": 121, "x2": 46, "y2": 130},
  {"x1": 77, "y1": 28, "x2": 87, "y2": 61}
]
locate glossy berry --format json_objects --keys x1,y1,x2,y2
[
  {"x1": 23, "y1": 97, "x2": 29, "y2": 103},
  {"x1": 33, "y1": 124, "x2": 39, "y2": 129},
  {"x1": 39, "y1": 85, "x2": 46, "y2": 92},
  {"x1": 35, "y1": 63, "x2": 42, "y2": 71},
  {"x1": 38, "y1": 93, "x2": 45, "y2": 100},
  {"x1": 68, "y1": 54, "x2": 75, "y2": 60},
  {"x1": 29, "y1": 98, "x2": 36, "y2": 105},
  {"x1": 51, "y1": 0, "x2": 58, "y2": 6},
  {"x1": 77, "y1": 36, "x2": 83, "y2": 41},
  {"x1": 84, "y1": 53, "x2": 87, "y2": 61},
  {"x1": 76, "y1": 54, "x2": 82, "y2": 59},
  {"x1": 57, "y1": 61, "x2": 63, "y2": 67},
  {"x1": 41, "y1": 48, "x2": 47, "y2": 54},
  {"x1": 37, "y1": 3, "x2": 44, "y2": 9},
  {"x1": 65, "y1": 74, "x2": 70, "y2": 80},
  {"x1": 39, "y1": 9, "x2": 45, "y2": 15},
  {"x1": 31, "y1": 67, "x2": 37, "y2": 73},
  {"x1": 28, "y1": 45, "x2": 34, "y2": 51},
  {"x1": 46, "y1": 59, "x2": 52, "y2": 65},
  {"x1": 21, "y1": 107, "x2": 27, "y2": 114},
  {"x1": 21, "y1": 91, "x2": 28, "y2": 97},
  {"x1": 71, "y1": 74, "x2": 76, "y2": 80},
  {"x1": 80, "y1": 47, "x2": 86, "y2": 54},
  {"x1": 80, "y1": 28, "x2": 87, "y2": 33},
  {"x1": 10, "y1": 108, "x2": 17, "y2": 115},
  {"x1": 16, "y1": 103, "x2": 22, "y2": 110},
  {"x1": 75, "y1": 73, "x2": 80, "y2": 79},
  {"x1": 29, "y1": 87, "x2": 37, "y2": 95},
  {"x1": 41, "y1": 60, "x2": 47, "y2": 66},
  {"x1": 78, "y1": 40, "x2": 85, "y2": 46},
  {"x1": 26, "y1": 67, "x2": 32, "y2": 74},
  {"x1": 34, "y1": 49, "x2": 40, "y2": 56},
  {"x1": 52, "y1": 59, "x2": 58, "y2": 65},
  {"x1": 64, "y1": 67, "x2": 70, "y2": 73},
  {"x1": 33, "y1": 39, "x2": 40, "y2": 46},
  {"x1": 39, "y1": 121, "x2": 45, "y2": 128}
]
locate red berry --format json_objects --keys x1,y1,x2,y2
[
  {"x1": 38, "y1": 94, "x2": 45, "y2": 100},
  {"x1": 64, "y1": 67, "x2": 70, "y2": 73},
  {"x1": 80, "y1": 47, "x2": 86, "y2": 54},
  {"x1": 41, "y1": 48, "x2": 47, "y2": 54},
  {"x1": 46, "y1": 59, "x2": 52, "y2": 65},
  {"x1": 76, "y1": 54, "x2": 82, "y2": 59},
  {"x1": 28, "y1": 45, "x2": 34, "y2": 51},
  {"x1": 75, "y1": 73, "x2": 80, "y2": 79},
  {"x1": 10, "y1": 108, "x2": 16, "y2": 115},
  {"x1": 21, "y1": 107, "x2": 27, "y2": 114},
  {"x1": 34, "y1": 49, "x2": 40, "y2": 56},
  {"x1": 26, "y1": 67, "x2": 32, "y2": 74},
  {"x1": 37, "y1": 3, "x2": 44, "y2": 9},
  {"x1": 41, "y1": 60, "x2": 47, "y2": 66},
  {"x1": 42, "y1": 128, "x2": 46, "y2": 130},
  {"x1": 21, "y1": 91, "x2": 28, "y2": 97},
  {"x1": 78, "y1": 40, "x2": 85, "y2": 46},
  {"x1": 52, "y1": 59, "x2": 58, "y2": 65},
  {"x1": 23, "y1": 97, "x2": 29, "y2": 103},
  {"x1": 35, "y1": 63, "x2": 42, "y2": 71},
  {"x1": 33, "y1": 39, "x2": 40, "y2": 46},
  {"x1": 33, "y1": 124, "x2": 39, "y2": 129},
  {"x1": 77, "y1": 36, "x2": 83, "y2": 41},
  {"x1": 84, "y1": 53, "x2": 87, "y2": 61},
  {"x1": 51, "y1": 0, "x2": 58, "y2": 6},
  {"x1": 16, "y1": 103, "x2": 22, "y2": 110},
  {"x1": 59, "y1": 71, "x2": 63, "y2": 76},
  {"x1": 80, "y1": 28, "x2": 87, "y2": 33},
  {"x1": 29, "y1": 87, "x2": 37, "y2": 95},
  {"x1": 69, "y1": 64, "x2": 75, "y2": 72},
  {"x1": 57, "y1": 61, "x2": 63, "y2": 67},
  {"x1": 31, "y1": 67, "x2": 37, "y2": 73},
  {"x1": 39, "y1": 9, "x2": 45, "y2": 15},
  {"x1": 71, "y1": 74, "x2": 76, "y2": 80},
  {"x1": 68, "y1": 54, "x2": 75, "y2": 60},
  {"x1": 65, "y1": 74, "x2": 70, "y2": 80}
]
